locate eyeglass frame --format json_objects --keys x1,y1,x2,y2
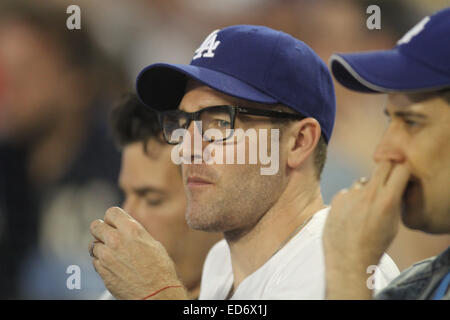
[{"x1": 156, "y1": 104, "x2": 307, "y2": 145}]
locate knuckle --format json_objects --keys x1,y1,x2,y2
[
  {"x1": 104, "y1": 207, "x2": 116, "y2": 220},
  {"x1": 110, "y1": 206, "x2": 124, "y2": 216},
  {"x1": 127, "y1": 220, "x2": 143, "y2": 237},
  {"x1": 90, "y1": 219, "x2": 101, "y2": 233},
  {"x1": 331, "y1": 188, "x2": 353, "y2": 205},
  {"x1": 331, "y1": 191, "x2": 345, "y2": 203}
]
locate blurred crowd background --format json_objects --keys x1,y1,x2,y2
[{"x1": 0, "y1": 0, "x2": 448, "y2": 299}]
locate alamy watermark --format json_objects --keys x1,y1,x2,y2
[
  {"x1": 170, "y1": 121, "x2": 280, "y2": 176},
  {"x1": 66, "y1": 265, "x2": 81, "y2": 290},
  {"x1": 366, "y1": 5, "x2": 381, "y2": 30},
  {"x1": 366, "y1": 265, "x2": 382, "y2": 291},
  {"x1": 66, "y1": 5, "x2": 81, "y2": 30}
]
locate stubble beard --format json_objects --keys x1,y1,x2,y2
[
  {"x1": 184, "y1": 182, "x2": 246, "y2": 233},
  {"x1": 184, "y1": 167, "x2": 285, "y2": 240}
]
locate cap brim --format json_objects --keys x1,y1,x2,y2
[
  {"x1": 136, "y1": 63, "x2": 277, "y2": 111},
  {"x1": 329, "y1": 49, "x2": 450, "y2": 93}
]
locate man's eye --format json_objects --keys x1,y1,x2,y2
[
  {"x1": 215, "y1": 119, "x2": 231, "y2": 128},
  {"x1": 404, "y1": 119, "x2": 419, "y2": 127},
  {"x1": 146, "y1": 198, "x2": 163, "y2": 206}
]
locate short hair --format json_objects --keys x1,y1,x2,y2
[
  {"x1": 314, "y1": 135, "x2": 327, "y2": 179},
  {"x1": 110, "y1": 93, "x2": 163, "y2": 150},
  {"x1": 440, "y1": 88, "x2": 450, "y2": 104}
]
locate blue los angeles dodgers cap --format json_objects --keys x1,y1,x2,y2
[
  {"x1": 330, "y1": 7, "x2": 450, "y2": 93},
  {"x1": 136, "y1": 25, "x2": 336, "y2": 142}
]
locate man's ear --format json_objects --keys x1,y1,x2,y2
[{"x1": 286, "y1": 118, "x2": 321, "y2": 169}]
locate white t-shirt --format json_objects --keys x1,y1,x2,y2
[
  {"x1": 199, "y1": 207, "x2": 400, "y2": 300},
  {"x1": 99, "y1": 290, "x2": 114, "y2": 300}
]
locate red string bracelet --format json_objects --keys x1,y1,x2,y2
[{"x1": 141, "y1": 285, "x2": 183, "y2": 300}]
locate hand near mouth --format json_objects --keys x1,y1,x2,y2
[
  {"x1": 89, "y1": 207, "x2": 188, "y2": 300},
  {"x1": 323, "y1": 161, "x2": 410, "y2": 299}
]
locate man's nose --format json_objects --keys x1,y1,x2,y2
[
  {"x1": 183, "y1": 120, "x2": 205, "y2": 163},
  {"x1": 372, "y1": 128, "x2": 406, "y2": 164}
]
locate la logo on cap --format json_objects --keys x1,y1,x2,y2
[
  {"x1": 397, "y1": 16, "x2": 430, "y2": 45},
  {"x1": 193, "y1": 30, "x2": 221, "y2": 60}
]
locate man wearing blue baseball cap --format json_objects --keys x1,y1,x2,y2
[
  {"x1": 89, "y1": 25, "x2": 398, "y2": 299},
  {"x1": 324, "y1": 7, "x2": 450, "y2": 300}
]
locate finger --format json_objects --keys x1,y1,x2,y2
[
  {"x1": 92, "y1": 241, "x2": 107, "y2": 260},
  {"x1": 89, "y1": 240, "x2": 101, "y2": 257},
  {"x1": 359, "y1": 177, "x2": 369, "y2": 185},
  {"x1": 384, "y1": 164, "x2": 411, "y2": 202},
  {"x1": 351, "y1": 179, "x2": 366, "y2": 190},
  {"x1": 329, "y1": 188, "x2": 350, "y2": 211},
  {"x1": 104, "y1": 206, "x2": 134, "y2": 230},
  {"x1": 89, "y1": 240, "x2": 94, "y2": 256},
  {"x1": 90, "y1": 219, "x2": 115, "y2": 244},
  {"x1": 92, "y1": 246, "x2": 117, "y2": 279},
  {"x1": 369, "y1": 161, "x2": 393, "y2": 189},
  {"x1": 92, "y1": 257, "x2": 99, "y2": 273}
]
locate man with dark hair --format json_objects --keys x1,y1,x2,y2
[
  {"x1": 89, "y1": 25, "x2": 398, "y2": 299},
  {"x1": 324, "y1": 7, "x2": 450, "y2": 300},
  {"x1": 98, "y1": 94, "x2": 221, "y2": 299}
]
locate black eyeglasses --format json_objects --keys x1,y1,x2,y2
[{"x1": 157, "y1": 105, "x2": 305, "y2": 144}]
